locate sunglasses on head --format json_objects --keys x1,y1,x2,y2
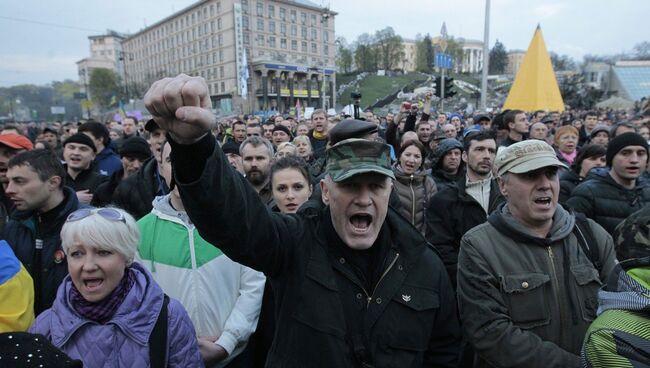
[{"x1": 67, "y1": 208, "x2": 126, "y2": 223}]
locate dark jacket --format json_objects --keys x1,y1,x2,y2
[
  {"x1": 392, "y1": 165, "x2": 437, "y2": 235},
  {"x1": 308, "y1": 130, "x2": 328, "y2": 159},
  {"x1": 566, "y1": 169, "x2": 650, "y2": 235},
  {"x1": 112, "y1": 157, "x2": 166, "y2": 220},
  {"x1": 559, "y1": 170, "x2": 582, "y2": 206},
  {"x1": 64, "y1": 165, "x2": 108, "y2": 194},
  {"x1": 94, "y1": 147, "x2": 122, "y2": 177},
  {"x1": 170, "y1": 134, "x2": 461, "y2": 368},
  {"x1": 426, "y1": 176, "x2": 504, "y2": 287},
  {"x1": 92, "y1": 168, "x2": 124, "y2": 207},
  {"x1": 458, "y1": 204, "x2": 617, "y2": 368},
  {"x1": 3, "y1": 187, "x2": 83, "y2": 314}
]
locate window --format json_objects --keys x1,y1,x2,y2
[
  {"x1": 323, "y1": 31, "x2": 328, "y2": 42},
  {"x1": 257, "y1": 35, "x2": 264, "y2": 47},
  {"x1": 300, "y1": 12, "x2": 306, "y2": 24},
  {"x1": 219, "y1": 50, "x2": 224, "y2": 62},
  {"x1": 301, "y1": 41, "x2": 307, "y2": 52},
  {"x1": 256, "y1": 2, "x2": 263, "y2": 16},
  {"x1": 311, "y1": 43, "x2": 317, "y2": 53},
  {"x1": 221, "y1": 82, "x2": 225, "y2": 92},
  {"x1": 220, "y1": 66, "x2": 224, "y2": 78},
  {"x1": 290, "y1": 10, "x2": 296, "y2": 22},
  {"x1": 269, "y1": 21, "x2": 275, "y2": 33},
  {"x1": 291, "y1": 40, "x2": 297, "y2": 51},
  {"x1": 268, "y1": 5, "x2": 275, "y2": 17},
  {"x1": 279, "y1": 8, "x2": 286, "y2": 21},
  {"x1": 311, "y1": 14, "x2": 317, "y2": 26},
  {"x1": 281, "y1": 38, "x2": 287, "y2": 49},
  {"x1": 301, "y1": 27, "x2": 307, "y2": 39},
  {"x1": 324, "y1": 45, "x2": 329, "y2": 56},
  {"x1": 291, "y1": 25, "x2": 297, "y2": 37},
  {"x1": 280, "y1": 23, "x2": 286, "y2": 35},
  {"x1": 243, "y1": 16, "x2": 249, "y2": 30},
  {"x1": 217, "y1": 18, "x2": 222, "y2": 30},
  {"x1": 311, "y1": 29, "x2": 317, "y2": 40},
  {"x1": 218, "y1": 34, "x2": 223, "y2": 46},
  {"x1": 243, "y1": 33, "x2": 250, "y2": 45},
  {"x1": 268, "y1": 36, "x2": 276, "y2": 48},
  {"x1": 257, "y1": 19, "x2": 264, "y2": 31},
  {"x1": 216, "y1": 1, "x2": 221, "y2": 12}
]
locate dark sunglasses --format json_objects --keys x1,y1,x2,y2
[{"x1": 67, "y1": 208, "x2": 126, "y2": 223}]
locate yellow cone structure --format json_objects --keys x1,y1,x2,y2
[{"x1": 503, "y1": 26, "x2": 565, "y2": 112}]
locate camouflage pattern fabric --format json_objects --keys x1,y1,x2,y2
[
  {"x1": 325, "y1": 138, "x2": 394, "y2": 182},
  {"x1": 612, "y1": 205, "x2": 650, "y2": 261}
]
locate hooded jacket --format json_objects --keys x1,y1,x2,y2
[
  {"x1": 566, "y1": 169, "x2": 650, "y2": 235},
  {"x1": 458, "y1": 203, "x2": 617, "y2": 368},
  {"x1": 431, "y1": 138, "x2": 464, "y2": 192},
  {"x1": 3, "y1": 187, "x2": 83, "y2": 315},
  {"x1": 391, "y1": 165, "x2": 437, "y2": 235},
  {"x1": 167, "y1": 133, "x2": 461, "y2": 368},
  {"x1": 581, "y1": 257, "x2": 650, "y2": 367},
  {"x1": 112, "y1": 157, "x2": 167, "y2": 220},
  {"x1": 94, "y1": 147, "x2": 122, "y2": 177},
  {"x1": 29, "y1": 263, "x2": 203, "y2": 368},
  {"x1": 137, "y1": 195, "x2": 265, "y2": 366}
]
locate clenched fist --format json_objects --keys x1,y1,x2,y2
[{"x1": 144, "y1": 74, "x2": 215, "y2": 144}]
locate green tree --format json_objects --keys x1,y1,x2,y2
[
  {"x1": 416, "y1": 34, "x2": 435, "y2": 73},
  {"x1": 374, "y1": 27, "x2": 404, "y2": 71},
  {"x1": 336, "y1": 37, "x2": 354, "y2": 73},
  {"x1": 489, "y1": 40, "x2": 508, "y2": 74},
  {"x1": 550, "y1": 52, "x2": 577, "y2": 71},
  {"x1": 89, "y1": 68, "x2": 122, "y2": 110},
  {"x1": 354, "y1": 33, "x2": 378, "y2": 72},
  {"x1": 633, "y1": 41, "x2": 650, "y2": 60}
]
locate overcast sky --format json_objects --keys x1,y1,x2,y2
[{"x1": 0, "y1": 0, "x2": 647, "y2": 87}]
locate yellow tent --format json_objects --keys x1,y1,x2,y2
[{"x1": 503, "y1": 25, "x2": 565, "y2": 112}]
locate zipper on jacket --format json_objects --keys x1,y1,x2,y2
[
  {"x1": 409, "y1": 176, "x2": 416, "y2": 225},
  {"x1": 367, "y1": 253, "x2": 400, "y2": 308},
  {"x1": 546, "y1": 246, "x2": 565, "y2": 340}
]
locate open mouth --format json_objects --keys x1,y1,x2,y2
[
  {"x1": 83, "y1": 278, "x2": 104, "y2": 290},
  {"x1": 534, "y1": 197, "x2": 552, "y2": 206},
  {"x1": 350, "y1": 214, "x2": 373, "y2": 233}
]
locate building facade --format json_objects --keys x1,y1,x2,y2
[
  {"x1": 506, "y1": 50, "x2": 526, "y2": 76},
  {"x1": 120, "y1": 0, "x2": 336, "y2": 116},
  {"x1": 457, "y1": 38, "x2": 484, "y2": 74},
  {"x1": 400, "y1": 38, "x2": 417, "y2": 72}
]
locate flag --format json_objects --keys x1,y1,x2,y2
[
  {"x1": 118, "y1": 100, "x2": 126, "y2": 119},
  {"x1": 110, "y1": 95, "x2": 117, "y2": 107},
  {"x1": 240, "y1": 48, "x2": 249, "y2": 99}
]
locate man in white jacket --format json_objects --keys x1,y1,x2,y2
[{"x1": 137, "y1": 141, "x2": 265, "y2": 367}]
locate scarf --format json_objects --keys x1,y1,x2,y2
[
  {"x1": 559, "y1": 150, "x2": 577, "y2": 165},
  {"x1": 69, "y1": 267, "x2": 136, "y2": 324},
  {"x1": 312, "y1": 130, "x2": 327, "y2": 140}
]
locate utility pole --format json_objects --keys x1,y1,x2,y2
[
  {"x1": 439, "y1": 22, "x2": 448, "y2": 112},
  {"x1": 480, "y1": 0, "x2": 491, "y2": 111}
]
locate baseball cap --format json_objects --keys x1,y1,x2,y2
[
  {"x1": 326, "y1": 138, "x2": 395, "y2": 182},
  {"x1": 144, "y1": 119, "x2": 162, "y2": 133},
  {"x1": 328, "y1": 119, "x2": 378, "y2": 145},
  {"x1": 495, "y1": 140, "x2": 567, "y2": 177},
  {"x1": 0, "y1": 134, "x2": 33, "y2": 150}
]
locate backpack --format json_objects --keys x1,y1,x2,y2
[{"x1": 149, "y1": 294, "x2": 169, "y2": 368}]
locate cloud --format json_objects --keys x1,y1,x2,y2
[
  {"x1": 0, "y1": 55, "x2": 80, "y2": 86},
  {"x1": 532, "y1": 3, "x2": 566, "y2": 19}
]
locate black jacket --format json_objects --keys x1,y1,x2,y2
[
  {"x1": 64, "y1": 165, "x2": 108, "y2": 194},
  {"x1": 3, "y1": 187, "x2": 83, "y2": 314},
  {"x1": 559, "y1": 170, "x2": 582, "y2": 206},
  {"x1": 426, "y1": 176, "x2": 504, "y2": 287},
  {"x1": 92, "y1": 168, "x2": 124, "y2": 207},
  {"x1": 431, "y1": 138, "x2": 465, "y2": 192},
  {"x1": 112, "y1": 157, "x2": 166, "y2": 220},
  {"x1": 170, "y1": 134, "x2": 461, "y2": 368},
  {"x1": 566, "y1": 170, "x2": 650, "y2": 235}
]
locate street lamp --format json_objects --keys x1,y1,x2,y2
[
  {"x1": 79, "y1": 69, "x2": 91, "y2": 119},
  {"x1": 320, "y1": 9, "x2": 330, "y2": 110},
  {"x1": 118, "y1": 51, "x2": 134, "y2": 104}
]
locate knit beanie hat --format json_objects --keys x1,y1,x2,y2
[
  {"x1": 119, "y1": 136, "x2": 152, "y2": 161},
  {"x1": 606, "y1": 132, "x2": 649, "y2": 167},
  {"x1": 63, "y1": 133, "x2": 96, "y2": 152},
  {"x1": 272, "y1": 124, "x2": 293, "y2": 139}
]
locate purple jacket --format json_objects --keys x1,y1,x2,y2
[{"x1": 29, "y1": 262, "x2": 204, "y2": 367}]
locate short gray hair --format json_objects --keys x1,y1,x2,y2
[
  {"x1": 60, "y1": 207, "x2": 140, "y2": 266},
  {"x1": 240, "y1": 136, "x2": 274, "y2": 158}
]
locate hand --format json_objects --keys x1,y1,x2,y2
[
  {"x1": 144, "y1": 74, "x2": 215, "y2": 144},
  {"x1": 197, "y1": 336, "x2": 229, "y2": 365},
  {"x1": 424, "y1": 91, "x2": 433, "y2": 101},
  {"x1": 400, "y1": 102, "x2": 409, "y2": 114},
  {"x1": 76, "y1": 190, "x2": 93, "y2": 204}
]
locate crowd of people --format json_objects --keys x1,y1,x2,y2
[{"x1": 1, "y1": 74, "x2": 650, "y2": 367}]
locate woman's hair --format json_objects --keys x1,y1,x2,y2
[
  {"x1": 554, "y1": 125, "x2": 579, "y2": 146},
  {"x1": 292, "y1": 135, "x2": 312, "y2": 150},
  {"x1": 571, "y1": 144, "x2": 606, "y2": 176},
  {"x1": 271, "y1": 155, "x2": 310, "y2": 184},
  {"x1": 398, "y1": 139, "x2": 426, "y2": 160},
  {"x1": 60, "y1": 207, "x2": 140, "y2": 266},
  {"x1": 275, "y1": 142, "x2": 297, "y2": 157}
]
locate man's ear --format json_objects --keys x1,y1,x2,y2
[
  {"x1": 461, "y1": 151, "x2": 468, "y2": 164},
  {"x1": 48, "y1": 176, "x2": 62, "y2": 191},
  {"x1": 497, "y1": 176, "x2": 507, "y2": 197},
  {"x1": 320, "y1": 179, "x2": 329, "y2": 205}
]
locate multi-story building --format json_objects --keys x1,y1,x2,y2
[
  {"x1": 457, "y1": 38, "x2": 484, "y2": 74},
  {"x1": 506, "y1": 50, "x2": 526, "y2": 76},
  {"x1": 76, "y1": 31, "x2": 126, "y2": 101},
  {"x1": 400, "y1": 38, "x2": 417, "y2": 72},
  {"x1": 120, "y1": 0, "x2": 336, "y2": 115}
]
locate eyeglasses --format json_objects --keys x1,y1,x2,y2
[{"x1": 67, "y1": 208, "x2": 126, "y2": 223}]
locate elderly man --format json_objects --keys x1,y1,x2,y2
[
  {"x1": 144, "y1": 74, "x2": 460, "y2": 368},
  {"x1": 457, "y1": 139, "x2": 617, "y2": 368}
]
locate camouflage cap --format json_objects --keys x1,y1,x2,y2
[
  {"x1": 613, "y1": 206, "x2": 650, "y2": 261},
  {"x1": 326, "y1": 138, "x2": 395, "y2": 182}
]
